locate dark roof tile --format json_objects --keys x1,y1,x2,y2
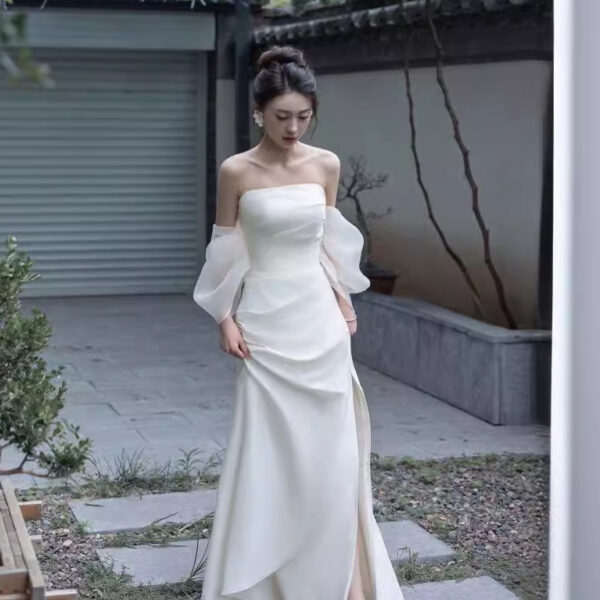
[{"x1": 252, "y1": 0, "x2": 550, "y2": 44}]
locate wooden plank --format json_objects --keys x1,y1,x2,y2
[
  {"x1": 0, "y1": 512, "x2": 15, "y2": 570},
  {"x1": 0, "y1": 568, "x2": 28, "y2": 595},
  {"x1": 28, "y1": 537, "x2": 42, "y2": 554},
  {"x1": 0, "y1": 480, "x2": 45, "y2": 600},
  {"x1": 44, "y1": 591, "x2": 78, "y2": 600},
  {"x1": 18, "y1": 503, "x2": 41, "y2": 523},
  {"x1": 0, "y1": 492, "x2": 23, "y2": 571},
  {"x1": 0, "y1": 489, "x2": 16, "y2": 570}
]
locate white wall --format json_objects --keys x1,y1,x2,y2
[{"x1": 309, "y1": 60, "x2": 551, "y2": 328}]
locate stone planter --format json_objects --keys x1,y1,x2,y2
[{"x1": 351, "y1": 292, "x2": 551, "y2": 425}]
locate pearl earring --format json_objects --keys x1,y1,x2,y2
[{"x1": 253, "y1": 110, "x2": 264, "y2": 127}]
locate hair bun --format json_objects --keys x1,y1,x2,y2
[{"x1": 257, "y1": 45, "x2": 309, "y2": 71}]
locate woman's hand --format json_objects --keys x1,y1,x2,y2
[
  {"x1": 218, "y1": 316, "x2": 250, "y2": 359},
  {"x1": 346, "y1": 317, "x2": 358, "y2": 336},
  {"x1": 337, "y1": 298, "x2": 358, "y2": 336}
]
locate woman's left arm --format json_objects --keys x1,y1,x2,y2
[{"x1": 319, "y1": 151, "x2": 370, "y2": 334}]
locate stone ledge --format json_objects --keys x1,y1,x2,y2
[{"x1": 353, "y1": 292, "x2": 551, "y2": 425}]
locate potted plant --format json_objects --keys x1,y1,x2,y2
[{"x1": 338, "y1": 154, "x2": 398, "y2": 295}]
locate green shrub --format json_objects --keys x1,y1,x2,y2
[{"x1": 0, "y1": 235, "x2": 92, "y2": 478}]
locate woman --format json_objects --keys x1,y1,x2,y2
[{"x1": 193, "y1": 45, "x2": 404, "y2": 600}]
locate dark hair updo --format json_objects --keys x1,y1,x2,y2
[{"x1": 253, "y1": 45, "x2": 319, "y2": 132}]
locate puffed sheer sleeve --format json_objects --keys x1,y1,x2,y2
[
  {"x1": 193, "y1": 221, "x2": 251, "y2": 324},
  {"x1": 319, "y1": 205, "x2": 370, "y2": 313}
]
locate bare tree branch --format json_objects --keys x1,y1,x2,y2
[
  {"x1": 425, "y1": 0, "x2": 518, "y2": 329},
  {"x1": 404, "y1": 28, "x2": 486, "y2": 321}
]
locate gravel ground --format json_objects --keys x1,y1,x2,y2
[
  {"x1": 15, "y1": 451, "x2": 549, "y2": 599},
  {"x1": 371, "y1": 452, "x2": 549, "y2": 600}
]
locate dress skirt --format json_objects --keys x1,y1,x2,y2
[{"x1": 193, "y1": 183, "x2": 405, "y2": 600}]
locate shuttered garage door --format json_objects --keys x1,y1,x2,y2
[{"x1": 0, "y1": 49, "x2": 202, "y2": 297}]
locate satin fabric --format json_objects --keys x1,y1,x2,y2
[{"x1": 193, "y1": 183, "x2": 404, "y2": 600}]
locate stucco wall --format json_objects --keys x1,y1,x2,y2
[{"x1": 248, "y1": 59, "x2": 551, "y2": 328}]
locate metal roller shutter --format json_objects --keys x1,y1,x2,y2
[{"x1": 0, "y1": 48, "x2": 202, "y2": 297}]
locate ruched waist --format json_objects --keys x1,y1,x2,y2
[{"x1": 244, "y1": 261, "x2": 324, "y2": 280}]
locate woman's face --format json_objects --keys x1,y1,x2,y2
[{"x1": 260, "y1": 91, "x2": 314, "y2": 148}]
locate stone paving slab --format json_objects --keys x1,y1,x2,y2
[
  {"x1": 98, "y1": 549, "x2": 519, "y2": 598},
  {"x1": 96, "y1": 518, "x2": 455, "y2": 586},
  {"x1": 73, "y1": 491, "x2": 450, "y2": 566},
  {"x1": 98, "y1": 538, "x2": 518, "y2": 600},
  {"x1": 378, "y1": 520, "x2": 455, "y2": 565},
  {"x1": 70, "y1": 489, "x2": 218, "y2": 534},
  {"x1": 402, "y1": 575, "x2": 520, "y2": 599},
  {"x1": 97, "y1": 538, "x2": 210, "y2": 586}
]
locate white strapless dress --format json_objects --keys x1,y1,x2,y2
[{"x1": 193, "y1": 183, "x2": 404, "y2": 600}]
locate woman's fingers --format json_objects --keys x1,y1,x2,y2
[
  {"x1": 239, "y1": 339, "x2": 250, "y2": 358},
  {"x1": 229, "y1": 344, "x2": 245, "y2": 359},
  {"x1": 224, "y1": 338, "x2": 249, "y2": 359},
  {"x1": 219, "y1": 321, "x2": 250, "y2": 359}
]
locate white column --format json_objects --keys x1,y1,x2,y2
[{"x1": 550, "y1": 1, "x2": 600, "y2": 599}]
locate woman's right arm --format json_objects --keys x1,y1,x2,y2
[
  {"x1": 192, "y1": 159, "x2": 252, "y2": 359},
  {"x1": 214, "y1": 157, "x2": 241, "y2": 229}
]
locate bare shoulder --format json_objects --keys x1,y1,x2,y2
[
  {"x1": 219, "y1": 151, "x2": 257, "y2": 196},
  {"x1": 219, "y1": 151, "x2": 250, "y2": 183},
  {"x1": 317, "y1": 147, "x2": 341, "y2": 171},
  {"x1": 310, "y1": 146, "x2": 341, "y2": 205},
  {"x1": 215, "y1": 152, "x2": 252, "y2": 225},
  {"x1": 301, "y1": 143, "x2": 340, "y2": 171},
  {"x1": 311, "y1": 146, "x2": 341, "y2": 183}
]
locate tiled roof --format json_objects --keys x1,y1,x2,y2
[
  {"x1": 252, "y1": 0, "x2": 551, "y2": 44},
  {"x1": 10, "y1": 0, "x2": 265, "y2": 11}
]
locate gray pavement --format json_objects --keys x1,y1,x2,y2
[{"x1": 3, "y1": 295, "x2": 549, "y2": 490}]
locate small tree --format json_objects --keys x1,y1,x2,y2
[
  {"x1": 0, "y1": 235, "x2": 92, "y2": 478},
  {"x1": 337, "y1": 154, "x2": 390, "y2": 268}
]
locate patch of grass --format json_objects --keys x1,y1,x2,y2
[
  {"x1": 18, "y1": 446, "x2": 224, "y2": 501},
  {"x1": 423, "y1": 513, "x2": 455, "y2": 536},
  {"x1": 81, "y1": 559, "x2": 204, "y2": 599},
  {"x1": 73, "y1": 447, "x2": 222, "y2": 499},
  {"x1": 48, "y1": 506, "x2": 73, "y2": 530},
  {"x1": 395, "y1": 544, "x2": 478, "y2": 585},
  {"x1": 107, "y1": 515, "x2": 214, "y2": 548},
  {"x1": 371, "y1": 453, "x2": 398, "y2": 470},
  {"x1": 74, "y1": 518, "x2": 90, "y2": 536}
]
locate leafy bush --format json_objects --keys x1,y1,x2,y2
[{"x1": 0, "y1": 235, "x2": 92, "y2": 478}]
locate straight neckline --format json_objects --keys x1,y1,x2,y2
[{"x1": 239, "y1": 182, "x2": 326, "y2": 203}]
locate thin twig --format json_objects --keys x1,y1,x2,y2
[
  {"x1": 403, "y1": 28, "x2": 486, "y2": 320},
  {"x1": 425, "y1": 0, "x2": 518, "y2": 329}
]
